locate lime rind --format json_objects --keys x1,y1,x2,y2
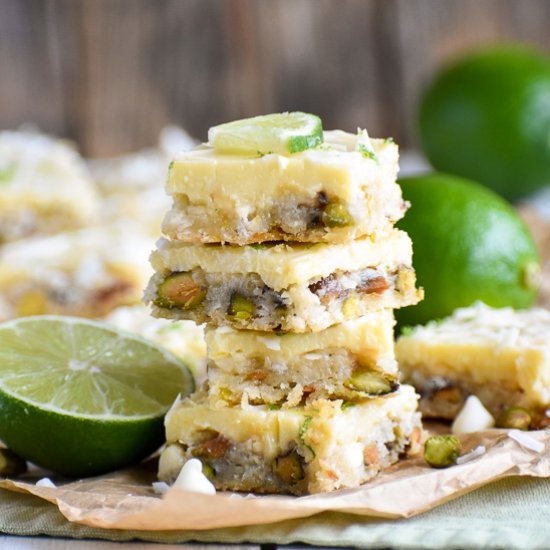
[
  {"x1": 208, "y1": 112, "x2": 323, "y2": 155},
  {"x1": 0, "y1": 389, "x2": 165, "y2": 476}
]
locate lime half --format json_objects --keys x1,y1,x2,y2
[
  {"x1": 208, "y1": 112, "x2": 323, "y2": 155},
  {"x1": 0, "y1": 316, "x2": 194, "y2": 477}
]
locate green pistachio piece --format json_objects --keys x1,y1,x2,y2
[
  {"x1": 424, "y1": 435, "x2": 461, "y2": 468},
  {"x1": 228, "y1": 293, "x2": 256, "y2": 320},
  {"x1": 273, "y1": 450, "x2": 304, "y2": 483},
  {"x1": 0, "y1": 448, "x2": 27, "y2": 477},
  {"x1": 344, "y1": 368, "x2": 393, "y2": 395},
  {"x1": 496, "y1": 407, "x2": 532, "y2": 430},
  {"x1": 322, "y1": 202, "x2": 355, "y2": 228},
  {"x1": 201, "y1": 461, "x2": 215, "y2": 480},
  {"x1": 155, "y1": 272, "x2": 206, "y2": 309}
]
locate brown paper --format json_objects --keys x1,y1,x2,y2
[{"x1": 1, "y1": 427, "x2": 550, "y2": 531}]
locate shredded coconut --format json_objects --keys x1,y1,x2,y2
[
  {"x1": 456, "y1": 445, "x2": 486, "y2": 465},
  {"x1": 304, "y1": 353, "x2": 323, "y2": 361},
  {"x1": 257, "y1": 336, "x2": 281, "y2": 351},
  {"x1": 508, "y1": 430, "x2": 545, "y2": 453},
  {"x1": 402, "y1": 302, "x2": 550, "y2": 349}
]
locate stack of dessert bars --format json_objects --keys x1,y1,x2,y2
[{"x1": 146, "y1": 128, "x2": 423, "y2": 495}]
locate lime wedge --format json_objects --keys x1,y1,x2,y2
[
  {"x1": 0, "y1": 315, "x2": 194, "y2": 477},
  {"x1": 208, "y1": 112, "x2": 323, "y2": 155}
]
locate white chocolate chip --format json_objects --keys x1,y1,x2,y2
[
  {"x1": 35, "y1": 478, "x2": 56, "y2": 488},
  {"x1": 173, "y1": 458, "x2": 216, "y2": 495},
  {"x1": 452, "y1": 395, "x2": 495, "y2": 434}
]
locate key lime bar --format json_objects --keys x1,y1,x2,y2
[
  {"x1": 396, "y1": 302, "x2": 550, "y2": 421},
  {"x1": 145, "y1": 228, "x2": 422, "y2": 332},
  {"x1": 0, "y1": 224, "x2": 153, "y2": 321},
  {"x1": 206, "y1": 311, "x2": 398, "y2": 407},
  {"x1": 162, "y1": 130, "x2": 405, "y2": 245},
  {"x1": 158, "y1": 385, "x2": 421, "y2": 495},
  {"x1": 0, "y1": 129, "x2": 99, "y2": 243}
]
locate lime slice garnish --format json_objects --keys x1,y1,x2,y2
[
  {"x1": 208, "y1": 112, "x2": 323, "y2": 155},
  {"x1": 0, "y1": 315, "x2": 194, "y2": 477}
]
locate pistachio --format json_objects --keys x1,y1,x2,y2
[
  {"x1": 344, "y1": 368, "x2": 393, "y2": 395},
  {"x1": 273, "y1": 450, "x2": 304, "y2": 483},
  {"x1": 201, "y1": 461, "x2": 215, "y2": 480},
  {"x1": 322, "y1": 202, "x2": 355, "y2": 228},
  {"x1": 496, "y1": 407, "x2": 532, "y2": 430},
  {"x1": 530, "y1": 409, "x2": 550, "y2": 430},
  {"x1": 363, "y1": 444, "x2": 379, "y2": 465},
  {"x1": 246, "y1": 369, "x2": 266, "y2": 382},
  {"x1": 228, "y1": 293, "x2": 256, "y2": 320},
  {"x1": 0, "y1": 447, "x2": 27, "y2": 477},
  {"x1": 424, "y1": 435, "x2": 461, "y2": 468},
  {"x1": 192, "y1": 435, "x2": 231, "y2": 460},
  {"x1": 155, "y1": 272, "x2": 206, "y2": 309},
  {"x1": 432, "y1": 386, "x2": 463, "y2": 405},
  {"x1": 360, "y1": 275, "x2": 390, "y2": 295}
]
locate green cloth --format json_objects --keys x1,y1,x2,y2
[{"x1": 1, "y1": 476, "x2": 549, "y2": 549}]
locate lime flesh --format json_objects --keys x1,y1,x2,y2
[
  {"x1": 0, "y1": 316, "x2": 194, "y2": 477},
  {"x1": 208, "y1": 112, "x2": 323, "y2": 155}
]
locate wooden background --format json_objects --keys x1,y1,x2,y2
[{"x1": 2, "y1": 0, "x2": 550, "y2": 157}]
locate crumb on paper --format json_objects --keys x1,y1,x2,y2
[
  {"x1": 508, "y1": 429, "x2": 545, "y2": 453},
  {"x1": 456, "y1": 445, "x2": 486, "y2": 465},
  {"x1": 35, "y1": 478, "x2": 56, "y2": 488},
  {"x1": 152, "y1": 481, "x2": 170, "y2": 495}
]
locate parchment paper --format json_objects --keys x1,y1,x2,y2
[{"x1": 1, "y1": 427, "x2": 549, "y2": 532}]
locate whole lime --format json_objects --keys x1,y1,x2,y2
[
  {"x1": 419, "y1": 45, "x2": 550, "y2": 201},
  {"x1": 396, "y1": 172, "x2": 540, "y2": 328}
]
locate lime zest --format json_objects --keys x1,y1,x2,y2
[
  {"x1": 358, "y1": 144, "x2": 379, "y2": 162},
  {"x1": 299, "y1": 415, "x2": 313, "y2": 439},
  {"x1": 356, "y1": 128, "x2": 379, "y2": 162}
]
